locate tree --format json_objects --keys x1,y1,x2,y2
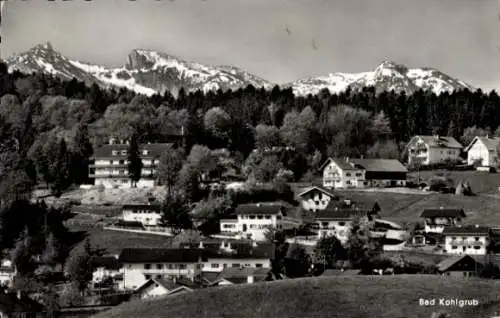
[
  {"x1": 461, "y1": 126, "x2": 491, "y2": 147},
  {"x1": 314, "y1": 235, "x2": 347, "y2": 268},
  {"x1": 345, "y1": 217, "x2": 381, "y2": 271},
  {"x1": 177, "y1": 163, "x2": 202, "y2": 203},
  {"x1": 371, "y1": 110, "x2": 392, "y2": 139},
  {"x1": 127, "y1": 134, "x2": 143, "y2": 188},
  {"x1": 253, "y1": 155, "x2": 283, "y2": 183},
  {"x1": 159, "y1": 193, "x2": 193, "y2": 235},
  {"x1": 69, "y1": 124, "x2": 93, "y2": 185},
  {"x1": 64, "y1": 239, "x2": 95, "y2": 295},
  {"x1": 366, "y1": 140, "x2": 400, "y2": 159},
  {"x1": 157, "y1": 146, "x2": 184, "y2": 194},
  {"x1": 285, "y1": 245, "x2": 311, "y2": 278},
  {"x1": 255, "y1": 124, "x2": 280, "y2": 150},
  {"x1": 10, "y1": 227, "x2": 36, "y2": 276},
  {"x1": 49, "y1": 139, "x2": 71, "y2": 196},
  {"x1": 203, "y1": 107, "x2": 232, "y2": 146}
]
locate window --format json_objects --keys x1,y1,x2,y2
[
  {"x1": 156, "y1": 275, "x2": 163, "y2": 279},
  {"x1": 451, "y1": 246, "x2": 457, "y2": 249},
  {"x1": 119, "y1": 160, "x2": 124, "y2": 164},
  {"x1": 211, "y1": 263, "x2": 220, "y2": 269},
  {"x1": 264, "y1": 215, "x2": 271, "y2": 219},
  {"x1": 145, "y1": 274, "x2": 152, "y2": 280},
  {"x1": 144, "y1": 264, "x2": 151, "y2": 270},
  {"x1": 168, "y1": 264, "x2": 173, "y2": 269},
  {"x1": 142, "y1": 150, "x2": 149, "y2": 155},
  {"x1": 110, "y1": 160, "x2": 114, "y2": 165},
  {"x1": 355, "y1": 173, "x2": 362, "y2": 177},
  {"x1": 474, "y1": 246, "x2": 481, "y2": 250},
  {"x1": 256, "y1": 264, "x2": 263, "y2": 268},
  {"x1": 452, "y1": 237, "x2": 456, "y2": 241},
  {"x1": 112, "y1": 150, "x2": 118, "y2": 156},
  {"x1": 196, "y1": 264, "x2": 203, "y2": 269},
  {"x1": 475, "y1": 237, "x2": 480, "y2": 241},
  {"x1": 277, "y1": 216, "x2": 282, "y2": 220},
  {"x1": 156, "y1": 264, "x2": 163, "y2": 270},
  {"x1": 346, "y1": 173, "x2": 351, "y2": 177},
  {"x1": 257, "y1": 215, "x2": 263, "y2": 219},
  {"x1": 178, "y1": 264, "x2": 187, "y2": 269},
  {"x1": 338, "y1": 222, "x2": 346, "y2": 226},
  {"x1": 232, "y1": 263, "x2": 240, "y2": 268},
  {"x1": 121, "y1": 150, "x2": 127, "y2": 155},
  {"x1": 249, "y1": 215, "x2": 255, "y2": 219},
  {"x1": 223, "y1": 264, "x2": 228, "y2": 268},
  {"x1": 346, "y1": 181, "x2": 351, "y2": 185},
  {"x1": 244, "y1": 264, "x2": 251, "y2": 267}
]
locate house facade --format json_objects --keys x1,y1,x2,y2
[
  {"x1": 420, "y1": 208, "x2": 466, "y2": 234},
  {"x1": 465, "y1": 136, "x2": 500, "y2": 167},
  {"x1": 406, "y1": 135, "x2": 463, "y2": 166},
  {"x1": 313, "y1": 199, "x2": 380, "y2": 244},
  {"x1": 135, "y1": 277, "x2": 199, "y2": 300},
  {"x1": 321, "y1": 158, "x2": 407, "y2": 189},
  {"x1": 219, "y1": 202, "x2": 301, "y2": 241},
  {"x1": 122, "y1": 204, "x2": 162, "y2": 227},
  {"x1": 118, "y1": 248, "x2": 206, "y2": 290},
  {"x1": 443, "y1": 226, "x2": 490, "y2": 255},
  {"x1": 297, "y1": 186, "x2": 338, "y2": 212},
  {"x1": 89, "y1": 138, "x2": 174, "y2": 189},
  {"x1": 0, "y1": 260, "x2": 15, "y2": 288}
]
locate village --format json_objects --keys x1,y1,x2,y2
[{"x1": 0, "y1": 132, "x2": 494, "y2": 316}]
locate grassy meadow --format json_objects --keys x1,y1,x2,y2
[{"x1": 96, "y1": 275, "x2": 500, "y2": 318}]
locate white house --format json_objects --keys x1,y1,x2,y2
[
  {"x1": 89, "y1": 138, "x2": 175, "y2": 189},
  {"x1": 464, "y1": 136, "x2": 500, "y2": 167},
  {"x1": 321, "y1": 158, "x2": 407, "y2": 189},
  {"x1": 406, "y1": 135, "x2": 463, "y2": 166},
  {"x1": 313, "y1": 199, "x2": 381, "y2": 244},
  {"x1": 118, "y1": 248, "x2": 206, "y2": 290},
  {"x1": 219, "y1": 202, "x2": 301, "y2": 241},
  {"x1": 122, "y1": 204, "x2": 162, "y2": 227},
  {"x1": 297, "y1": 186, "x2": 338, "y2": 212},
  {"x1": 0, "y1": 260, "x2": 15, "y2": 288},
  {"x1": 420, "y1": 208, "x2": 466, "y2": 234},
  {"x1": 443, "y1": 225, "x2": 490, "y2": 255}
]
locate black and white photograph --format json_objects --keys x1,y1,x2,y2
[{"x1": 1, "y1": 0, "x2": 500, "y2": 317}]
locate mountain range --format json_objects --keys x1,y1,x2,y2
[{"x1": 4, "y1": 42, "x2": 475, "y2": 96}]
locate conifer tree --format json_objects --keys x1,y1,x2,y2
[{"x1": 127, "y1": 133, "x2": 143, "y2": 188}]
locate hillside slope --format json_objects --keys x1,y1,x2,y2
[{"x1": 96, "y1": 276, "x2": 500, "y2": 318}]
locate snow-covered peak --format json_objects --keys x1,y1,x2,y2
[{"x1": 289, "y1": 61, "x2": 473, "y2": 96}]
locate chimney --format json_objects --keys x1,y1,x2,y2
[{"x1": 247, "y1": 275, "x2": 254, "y2": 284}]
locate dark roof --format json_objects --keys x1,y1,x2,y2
[
  {"x1": 410, "y1": 135, "x2": 463, "y2": 149},
  {"x1": 316, "y1": 200, "x2": 380, "y2": 220},
  {"x1": 92, "y1": 143, "x2": 173, "y2": 159},
  {"x1": 219, "y1": 267, "x2": 269, "y2": 278},
  {"x1": 443, "y1": 225, "x2": 490, "y2": 236},
  {"x1": 420, "y1": 209, "x2": 466, "y2": 218},
  {"x1": 235, "y1": 202, "x2": 293, "y2": 216},
  {"x1": 204, "y1": 243, "x2": 275, "y2": 260},
  {"x1": 136, "y1": 277, "x2": 202, "y2": 294},
  {"x1": 122, "y1": 204, "x2": 162, "y2": 211},
  {"x1": 90, "y1": 256, "x2": 121, "y2": 270},
  {"x1": 437, "y1": 255, "x2": 482, "y2": 272},
  {"x1": 118, "y1": 248, "x2": 207, "y2": 263},
  {"x1": 348, "y1": 159, "x2": 408, "y2": 173}
]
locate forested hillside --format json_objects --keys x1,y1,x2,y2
[{"x1": 1, "y1": 60, "x2": 500, "y2": 203}]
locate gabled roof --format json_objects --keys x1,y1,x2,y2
[
  {"x1": 420, "y1": 209, "x2": 466, "y2": 218},
  {"x1": 437, "y1": 255, "x2": 481, "y2": 272},
  {"x1": 90, "y1": 256, "x2": 121, "y2": 270},
  {"x1": 135, "y1": 278, "x2": 201, "y2": 295},
  {"x1": 92, "y1": 143, "x2": 174, "y2": 159},
  {"x1": 316, "y1": 200, "x2": 380, "y2": 220},
  {"x1": 118, "y1": 248, "x2": 207, "y2": 263},
  {"x1": 464, "y1": 136, "x2": 500, "y2": 152},
  {"x1": 297, "y1": 186, "x2": 338, "y2": 199},
  {"x1": 409, "y1": 135, "x2": 463, "y2": 149},
  {"x1": 235, "y1": 202, "x2": 293, "y2": 216},
  {"x1": 348, "y1": 159, "x2": 408, "y2": 173},
  {"x1": 443, "y1": 225, "x2": 490, "y2": 236},
  {"x1": 204, "y1": 243, "x2": 275, "y2": 260},
  {"x1": 320, "y1": 158, "x2": 362, "y2": 171}
]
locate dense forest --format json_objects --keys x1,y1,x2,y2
[{"x1": 1, "y1": 60, "x2": 500, "y2": 202}]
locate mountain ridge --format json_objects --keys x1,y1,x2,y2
[{"x1": 5, "y1": 42, "x2": 475, "y2": 96}]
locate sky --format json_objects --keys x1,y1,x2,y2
[{"x1": 2, "y1": 0, "x2": 500, "y2": 90}]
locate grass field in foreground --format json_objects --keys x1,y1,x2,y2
[{"x1": 96, "y1": 275, "x2": 500, "y2": 318}]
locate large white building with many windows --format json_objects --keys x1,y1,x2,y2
[
  {"x1": 443, "y1": 225, "x2": 490, "y2": 255},
  {"x1": 89, "y1": 138, "x2": 174, "y2": 189},
  {"x1": 406, "y1": 135, "x2": 463, "y2": 166}
]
